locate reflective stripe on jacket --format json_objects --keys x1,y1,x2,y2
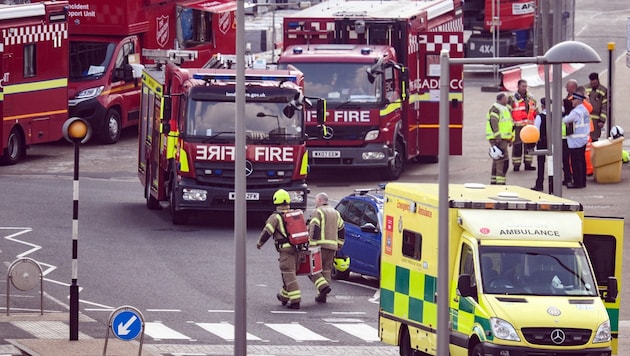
[{"x1": 486, "y1": 103, "x2": 513, "y2": 140}]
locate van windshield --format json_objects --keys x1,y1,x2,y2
[
  {"x1": 480, "y1": 246, "x2": 598, "y2": 297},
  {"x1": 69, "y1": 41, "x2": 116, "y2": 79}
]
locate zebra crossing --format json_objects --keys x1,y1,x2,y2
[{"x1": 8, "y1": 318, "x2": 381, "y2": 344}]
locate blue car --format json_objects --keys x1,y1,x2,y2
[{"x1": 332, "y1": 187, "x2": 383, "y2": 280}]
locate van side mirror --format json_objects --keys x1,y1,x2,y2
[
  {"x1": 605, "y1": 276, "x2": 618, "y2": 302},
  {"x1": 457, "y1": 274, "x2": 473, "y2": 298},
  {"x1": 114, "y1": 64, "x2": 134, "y2": 82},
  {"x1": 162, "y1": 97, "x2": 172, "y2": 121}
]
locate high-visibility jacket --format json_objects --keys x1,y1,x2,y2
[
  {"x1": 562, "y1": 103, "x2": 590, "y2": 149},
  {"x1": 586, "y1": 84, "x2": 608, "y2": 123},
  {"x1": 486, "y1": 103, "x2": 513, "y2": 140},
  {"x1": 308, "y1": 204, "x2": 345, "y2": 251},
  {"x1": 508, "y1": 92, "x2": 537, "y2": 126}
]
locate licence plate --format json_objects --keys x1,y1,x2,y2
[
  {"x1": 312, "y1": 150, "x2": 341, "y2": 158},
  {"x1": 229, "y1": 192, "x2": 260, "y2": 200}
]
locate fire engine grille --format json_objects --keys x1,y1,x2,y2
[
  {"x1": 521, "y1": 327, "x2": 591, "y2": 346},
  {"x1": 194, "y1": 161, "x2": 296, "y2": 188},
  {"x1": 306, "y1": 126, "x2": 376, "y2": 141}
]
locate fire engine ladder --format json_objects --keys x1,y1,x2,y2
[
  {"x1": 203, "y1": 53, "x2": 258, "y2": 69},
  {"x1": 142, "y1": 49, "x2": 198, "y2": 66}
]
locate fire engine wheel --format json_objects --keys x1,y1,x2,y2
[
  {"x1": 145, "y1": 168, "x2": 161, "y2": 210},
  {"x1": 169, "y1": 184, "x2": 187, "y2": 225},
  {"x1": 101, "y1": 109, "x2": 122, "y2": 144},
  {"x1": 1, "y1": 127, "x2": 25, "y2": 165},
  {"x1": 383, "y1": 140, "x2": 404, "y2": 180},
  {"x1": 399, "y1": 327, "x2": 413, "y2": 356}
]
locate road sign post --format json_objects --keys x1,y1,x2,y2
[{"x1": 103, "y1": 306, "x2": 145, "y2": 356}]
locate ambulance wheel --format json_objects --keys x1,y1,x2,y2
[
  {"x1": 1, "y1": 127, "x2": 25, "y2": 165},
  {"x1": 399, "y1": 327, "x2": 413, "y2": 356},
  {"x1": 383, "y1": 140, "x2": 404, "y2": 180},
  {"x1": 471, "y1": 343, "x2": 484, "y2": 356},
  {"x1": 101, "y1": 109, "x2": 122, "y2": 144}
]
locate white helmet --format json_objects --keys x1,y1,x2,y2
[
  {"x1": 488, "y1": 145, "x2": 504, "y2": 160},
  {"x1": 610, "y1": 125, "x2": 624, "y2": 139}
]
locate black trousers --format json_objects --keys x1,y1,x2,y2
[
  {"x1": 562, "y1": 139, "x2": 572, "y2": 183},
  {"x1": 569, "y1": 145, "x2": 587, "y2": 187}
]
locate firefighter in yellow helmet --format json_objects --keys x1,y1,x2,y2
[{"x1": 257, "y1": 189, "x2": 331, "y2": 309}]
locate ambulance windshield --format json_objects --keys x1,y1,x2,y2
[
  {"x1": 278, "y1": 62, "x2": 382, "y2": 107},
  {"x1": 185, "y1": 100, "x2": 303, "y2": 143},
  {"x1": 480, "y1": 246, "x2": 598, "y2": 297}
]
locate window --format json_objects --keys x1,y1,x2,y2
[
  {"x1": 24, "y1": 44, "x2": 35, "y2": 77},
  {"x1": 401, "y1": 230, "x2": 421, "y2": 260},
  {"x1": 583, "y1": 234, "x2": 616, "y2": 287}
]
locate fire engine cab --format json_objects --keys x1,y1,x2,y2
[
  {"x1": 138, "y1": 51, "x2": 323, "y2": 224},
  {"x1": 279, "y1": 0, "x2": 464, "y2": 180},
  {"x1": 0, "y1": 1, "x2": 69, "y2": 165}
]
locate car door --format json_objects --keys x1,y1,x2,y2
[
  {"x1": 336, "y1": 198, "x2": 366, "y2": 271},
  {"x1": 358, "y1": 201, "x2": 382, "y2": 277}
]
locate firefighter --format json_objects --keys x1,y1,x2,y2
[
  {"x1": 507, "y1": 79, "x2": 537, "y2": 171},
  {"x1": 486, "y1": 93, "x2": 513, "y2": 185},
  {"x1": 256, "y1": 189, "x2": 303, "y2": 309},
  {"x1": 308, "y1": 192, "x2": 345, "y2": 303},
  {"x1": 585, "y1": 72, "x2": 608, "y2": 142}
]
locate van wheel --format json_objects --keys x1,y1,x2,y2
[
  {"x1": 399, "y1": 327, "x2": 413, "y2": 356},
  {"x1": 383, "y1": 140, "x2": 404, "y2": 180},
  {"x1": 101, "y1": 109, "x2": 122, "y2": 144},
  {"x1": 471, "y1": 343, "x2": 484, "y2": 356},
  {"x1": 1, "y1": 127, "x2": 25, "y2": 165}
]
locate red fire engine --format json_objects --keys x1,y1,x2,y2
[
  {"x1": 278, "y1": 0, "x2": 464, "y2": 180},
  {"x1": 463, "y1": 0, "x2": 537, "y2": 57},
  {"x1": 0, "y1": 1, "x2": 69, "y2": 165},
  {"x1": 138, "y1": 52, "x2": 323, "y2": 224},
  {"x1": 40, "y1": 0, "x2": 237, "y2": 144}
]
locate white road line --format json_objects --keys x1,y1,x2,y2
[
  {"x1": 265, "y1": 323, "x2": 330, "y2": 341},
  {"x1": 146, "y1": 309, "x2": 181, "y2": 312},
  {"x1": 208, "y1": 309, "x2": 234, "y2": 313},
  {"x1": 11, "y1": 320, "x2": 92, "y2": 340},
  {"x1": 196, "y1": 322, "x2": 262, "y2": 341},
  {"x1": 145, "y1": 322, "x2": 191, "y2": 340},
  {"x1": 329, "y1": 323, "x2": 380, "y2": 342}
]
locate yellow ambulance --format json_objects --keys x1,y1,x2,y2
[{"x1": 379, "y1": 183, "x2": 623, "y2": 355}]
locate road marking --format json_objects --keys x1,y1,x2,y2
[
  {"x1": 145, "y1": 322, "x2": 191, "y2": 340},
  {"x1": 11, "y1": 320, "x2": 92, "y2": 339},
  {"x1": 265, "y1": 323, "x2": 330, "y2": 341},
  {"x1": 147, "y1": 309, "x2": 181, "y2": 312},
  {"x1": 329, "y1": 323, "x2": 380, "y2": 342},
  {"x1": 196, "y1": 322, "x2": 263, "y2": 341},
  {"x1": 208, "y1": 309, "x2": 234, "y2": 313}
]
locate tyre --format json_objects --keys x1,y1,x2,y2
[
  {"x1": 471, "y1": 343, "x2": 484, "y2": 356},
  {"x1": 145, "y1": 167, "x2": 161, "y2": 210},
  {"x1": 1, "y1": 127, "x2": 25, "y2": 165},
  {"x1": 101, "y1": 109, "x2": 122, "y2": 144},
  {"x1": 169, "y1": 183, "x2": 187, "y2": 225},
  {"x1": 399, "y1": 327, "x2": 413, "y2": 356},
  {"x1": 383, "y1": 140, "x2": 404, "y2": 180}
]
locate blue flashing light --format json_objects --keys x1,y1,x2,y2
[
  {"x1": 361, "y1": 48, "x2": 371, "y2": 55},
  {"x1": 214, "y1": 169, "x2": 223, "y2": 175},
  {"x1": 193, "y1": 72, "x2": 297, "y2": 83},
  {"x1": 292, "y1": 47, "x2": 303, "y2": 54},
  {"x1": 287, "y1": 21, "x2": 300, "y2": 29},
  {"x1": 266, "y1": 170, "x2": 277, "y2": 177}
]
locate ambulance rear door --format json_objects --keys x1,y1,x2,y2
[{"x1": 582, "y1": 216, "x2": 624, "y2": 354}]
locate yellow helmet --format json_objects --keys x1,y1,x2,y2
[
  {"x1": 333, "y1": 256, "x2": 350, "y2": 272},
  {"x1": 273, "y1": 189, "x2": 291, "y2": 205}
]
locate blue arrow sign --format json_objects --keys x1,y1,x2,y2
[{"x1": 112, "y1": 310, "x2": 142, "y2": 341}]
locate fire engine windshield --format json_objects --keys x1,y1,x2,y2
[
  {"x1": 69, "y1": 41, "x2": 116, "y2": 79},
  {"x1": 278, "y1": 62, "x2": 382, "y2": 106},
  {"x1": 480, "y1": 246, "x2": 598, "y2": 297},
  {"x1": 185, "y1": 99, "x2": 303, "y2": 143}
]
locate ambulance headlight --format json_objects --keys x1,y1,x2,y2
[
  {"x1": 490, "y1": 317, "x2": 520, "y2": 341},
  {"x1": 182, "y1": 188, "x2": 207, "y2": 201},
  {"x1": 362, "y1": 152, "x2": 385, "y2": 160},
  {"x1": 75, "y1": 86, "x2": 104, "y2": 100},
  {"x1": 365, "y1": 130, "x2": 379, "y2": 141},
  {"x1": 289, "y1": 191, "x2": 304, "y2": 203},
  {"x1": 593, "y1": 320, "x2": 611, "y2": 343}
]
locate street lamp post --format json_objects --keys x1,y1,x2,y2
[{"x1": 436, "y1": 40, "x2": 601, "y2": 355}]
